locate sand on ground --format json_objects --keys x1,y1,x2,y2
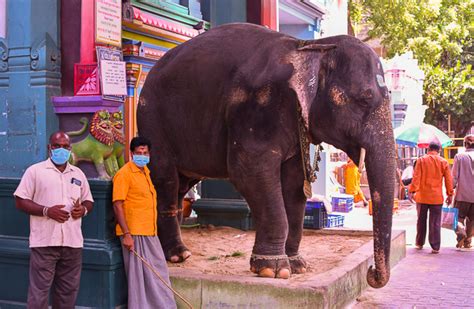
[{"x1": 168, "y1": 226, "x2": 372, "y2": 281}]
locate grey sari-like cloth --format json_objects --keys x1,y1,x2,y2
[{"x1": 121, "y1": 235, "x2": 177, "y2": 309}]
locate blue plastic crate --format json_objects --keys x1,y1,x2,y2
[
  {"x1": 331, "y1": 194, "x2": 354, "y2": 213},
  {"x1": 325, "y1": 214, "x2": 344, "y2": 228},
  {"x1": 303, "y1": 201, "x2": 327, "y2": 229}
]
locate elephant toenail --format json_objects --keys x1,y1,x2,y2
[
  {"x1": 258, "y1": 268, "x2": 275, "y2": 278},
  {"x1": 170, "y1": 255, "x2": 180, "y2": 263},
  {"x1": 277, "y1": 268, "x2": 291, "y2": 279},
  {"x1": 182, "y1": 251, "x2": 192, "y2": 260}
]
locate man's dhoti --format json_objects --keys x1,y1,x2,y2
[{"x1": 121, "y1": 235, "x2": 177, "y2": 309}]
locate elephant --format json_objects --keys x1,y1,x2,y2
[{"x1": 138, "y1": 23, "x2": 396, "y2": 288}]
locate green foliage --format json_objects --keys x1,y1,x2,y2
[{"x1": 349, "y1": 0, "x2": 474, "y2": 135}]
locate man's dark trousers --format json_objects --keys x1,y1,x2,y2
[
  {"x1": 27, "y1": 247, "x2": 82, "y2": 309},
  {"x1": 455, "y1": 201, "x2": 474, "y2": 246},
  {"x1": 416, "y1": 203, "x2": 442, "y2": 250}
]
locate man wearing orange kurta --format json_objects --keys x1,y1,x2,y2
[
  {"x1": 113, "y1": 137, "x2": 176, "y2": 309},
  {"x1": 344, "y1": 159, "x2": 368, "y2": 206},
  {"x1": 409, "y1": 142, "x2": 454, "y2": 253}
]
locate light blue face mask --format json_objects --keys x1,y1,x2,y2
[
  {"x1": 132, "y1": 154, "x2": 150, "y2": 167},
  {"x1": 50, "y1": 147, "x2": 71, "y2": 165}
]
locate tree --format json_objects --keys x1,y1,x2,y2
[{"x1": 349, "y1": 0, "x2": 473, "y2": 135}]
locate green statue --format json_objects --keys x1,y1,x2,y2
[{"x1": 67, "y1": 110, "x2": 125, "y2": 180}]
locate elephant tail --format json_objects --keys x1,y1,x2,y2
[{"x1": 67, "y1": 117, "x2": 89, "y2": 136}]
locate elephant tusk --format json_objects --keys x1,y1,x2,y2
[{"x1": 359, "y1": 148, "x2": 366, "y2": 171}]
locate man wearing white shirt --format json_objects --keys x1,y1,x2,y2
[
  {"x1": 452, "y1": 134, "x2": 474, "y2": 249},
  {"x1": 14, "y1": 131, "x2": 94, "y2": 309}
]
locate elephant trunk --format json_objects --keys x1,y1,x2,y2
[{"x1": 363, "y1": 111, "x2": 396, "y2": 288}]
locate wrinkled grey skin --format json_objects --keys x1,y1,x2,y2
[{"x1": 138, "y1": 23, "x2": 395, "y2": 288}]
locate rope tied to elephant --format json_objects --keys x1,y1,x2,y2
[
  {"x1": 250, "y1": 253, "x2": 288, "y2": 260},
  {"x1": 131, "y1": 249, "x2": 194, "y2": 309},
  {"x1": 159, "y1": 209, "x2": 180, "y2": 217}
]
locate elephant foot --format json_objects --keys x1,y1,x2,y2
[
  {"x1": 164, "y1": 243, "x2": 192, "y2": 263},
  {"x1": 249, "y1": 254, "x2": 290, "y2": 279},
  {"x1": 288, "y1": 254, "x2": 307, "y2": 274}
]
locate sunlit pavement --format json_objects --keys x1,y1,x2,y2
[{"x1": 342, "y1": 201, "x2": 474, "y2": 308}]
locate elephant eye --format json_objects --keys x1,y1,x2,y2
[
  {"x1": 361, "y1": 89, "x2": 373, "y2": 100},
  {"x1": 357, "y1": 89, "x2": 374, "y2": 107}
]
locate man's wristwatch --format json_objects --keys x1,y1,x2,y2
[{"x1": 83, "y1": 206, "x2": 88, "y2": 217}]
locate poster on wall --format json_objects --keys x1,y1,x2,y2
[
  {"x1": 100, "y1": 60, "x2": 127, "y2": 96},
  {"x1": 96, "y1": 46, "x2": 126, "y2": 102},
  {"x1": 95, "y1": 0, "x2": 122, "y2": 47}
]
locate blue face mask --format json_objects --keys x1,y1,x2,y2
[
  {"x1": 132, "y1": 154, "x2": 150, "y2": 167},
  {"x1": 50, "y1": 147, "x2": 71, "y2": 165}
]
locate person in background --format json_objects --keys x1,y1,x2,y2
[
  {"x1": 409, "y1": 142, "x2": 454, "y2": 254},
  {"x1": 112, "y1": 136, "x2": 176, "y2": 309},
  {"x1": 14, "y1": 131, "x2": 94, "y2": 308},
  {"x1": 343, "y1": 158, "x2": 369, "y2": 207},
  {"x1": 451, "y1": 134, "x2": 474, "y2": 249},
  {"x1": 401, "y1": 159, "x2": 417, "y2": 186},
  {"x1": 183, "y1": 184, "x2": 200, "y2": 219}
]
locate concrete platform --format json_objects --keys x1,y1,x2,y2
[{"x1": 169, "y1": 229, "x2": 406, "y2": 309}]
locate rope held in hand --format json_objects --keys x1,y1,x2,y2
[{"x1": 131, "y1": 249, "x2": 194, "y2": 309}]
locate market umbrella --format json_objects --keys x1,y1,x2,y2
[{"x1": 394, "y1": 123, "x2": 454, "y2": 148}]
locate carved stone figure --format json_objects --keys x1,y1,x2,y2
[{"x1": 68, "y1": 110, "x2": 125, "y2": 179}]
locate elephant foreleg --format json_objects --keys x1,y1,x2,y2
[
  {"x1": 229, "y1": 162, "x2": 290, "y2": 279},
  {"x1": 281, "y1": 154, "x2": 307, "y2": 274}
]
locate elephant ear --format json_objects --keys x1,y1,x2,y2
[{"x1": 287, "y1": 42, "x2": 336, "y2": 130}]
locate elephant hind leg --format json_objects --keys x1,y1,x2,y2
[
  {"x1": 281, "y1": 154, "x2": 307, "y2": 274},
  {"x1": 149, "y1": 157, "x2": 191, "y2": 263}
]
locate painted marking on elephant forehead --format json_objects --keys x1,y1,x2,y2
[{"x1": 139, "y1": 97, "x2": 146, "y2": 106}]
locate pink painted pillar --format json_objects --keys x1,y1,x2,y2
[{"x1": 80, "y1": 0, "x2": 96, "y2": 63}]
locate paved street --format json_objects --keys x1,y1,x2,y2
[{"x1": 345, "y1": 203, "x2": 474, "y2": 308}]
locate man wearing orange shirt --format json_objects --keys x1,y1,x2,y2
[
  {"x1": 113, "y1": 137, "x2": 176, "y2": 309},
  {"x1": 409, "y1": 142, "x2": 454, "y2": 254}
]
